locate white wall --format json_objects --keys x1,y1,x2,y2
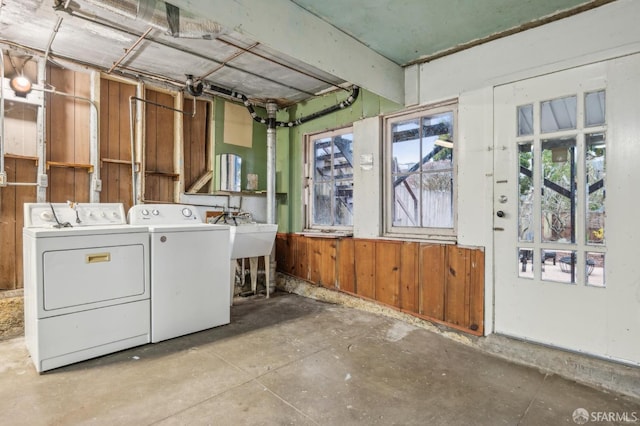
[
  {"x1": 415, "y1": 0, "x2": 640, "y2": 105},
  {"x1": 352, "y1": 117, "x2": 382, "y2": 238},
  {"x1": 401, "y1": 0, "x2": 640, "y2": 337}
]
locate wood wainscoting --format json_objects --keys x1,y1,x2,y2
[{"x1": 276, "y1": 234, "x2": 485, "y2": 336}]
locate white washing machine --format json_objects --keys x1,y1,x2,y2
[
  {"x1": 23, "y1": 203, "x2": 150, "y2": 373},
  {"x1": 128, "y1": 204, "x2": 230, "y2": 343}
]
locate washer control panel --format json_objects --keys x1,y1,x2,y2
[
  {"x1": 128, "y1": 204, "x2": 201, "y2": 224},
  {"x1": 24, "y1": 203, "x2": 127, "y2": 228}
]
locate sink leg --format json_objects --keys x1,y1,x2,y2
[
  {"x1": 264, "y1": 254, "x2": 270, "y2": 299},
  {"x1": 249, "y1": 257, "x2": 258, "y2": 295}
]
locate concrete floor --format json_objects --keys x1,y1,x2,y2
[{"x1": 1, "y1": 293, "x2": 639, "y2": 425}]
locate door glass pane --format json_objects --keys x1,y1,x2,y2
[
  {"x1": 586, "y1": 252, "x2": 605, "y2": 287},
  {"x1": 518, "y1": 142, "x2": 534, "y2": 242},
  {"x1": 541, "y1": 96, "x2": 577, "y2": 133},
  {"x1": 541, "y1": 137, "x2": 576, "y2": 243},
  {"x1": 542, "y1": 250, "x2": 577, "y2": 284},
  {"x1": 585, "y1": 90, "x2": 606, "y2": 127},
  {"x1": 518, "y1": 248, "x2": 534, "y2": 279},
  {"x1": 586, "y1": 133, "x2": 606, "y2": 245},
  {"x1": 517, "y1": 104, "x2": 533, "y2": 136}
]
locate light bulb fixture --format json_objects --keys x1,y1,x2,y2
[{"x1": 10, "y1": 75, "x2": 32, "y2": 97}]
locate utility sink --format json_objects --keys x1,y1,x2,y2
[{"x1": 229, "y1": 223, "x2": 277, "y2": 260}]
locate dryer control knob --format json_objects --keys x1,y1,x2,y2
[
  {"x1": 152, "y1": 209, "x2": 160, "y2": 216},
  {"x1": 182, "y1": 208, "x2": 193, "y2": 218},
  {"x1": 141, "y1": 209, "x2": 149, "y2": 216}
]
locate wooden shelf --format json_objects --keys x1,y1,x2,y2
[{"x1": 46, "y1": 161, "x2": 93, "y2": 173}]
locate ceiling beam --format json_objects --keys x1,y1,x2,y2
[{"x1": 170, "y1": 0, "x2": 404, "y2": 104}]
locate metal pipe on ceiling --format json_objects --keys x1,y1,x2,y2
[
  {"x1": 186, "y1": 79, "x2": 359, "y2": 128},
  {"x1": 107, "y1": 27, "x2": 153, "y2": 74},
  {"x1": 196, "y1": 42, "x2": 259, "y2": 83},
  {"x1": 56, "y1": 6, "x2": 326, "y2": 97},
  {"x1": 44, "y1": 17, "x2": 63, "y2": 66}
]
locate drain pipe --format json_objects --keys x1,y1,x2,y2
[
  {"x1": 266, "y1": 101, "x2": 277, "y2": 225},
  {"x1": 186, "y1": 78, "x2": 359, "y2": 128}
]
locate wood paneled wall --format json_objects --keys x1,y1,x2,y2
[
  {"x1": 276, "y1": 234, "x2": 485, "y2": 335},
  {"x1": 100, "y1": 78, "x2": 135, "y2": 212},
  {"x1": 46, "y1": 66, "x2": 91, "y2": 203},
  {"x1": 0, "y1": 158, "x2": 37, "y2": 290},
  {"x1": 183, "y1": 100, "x2": 209, "y2": 191},
  {"x1": 144, "y1": 89, "x2": 175, "y2": 202}
]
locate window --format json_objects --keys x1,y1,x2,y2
[
  {"x1": 385, "y1": 102, "x2": 457, "y2": 238},
  {"x1": 305, "y1": 127, "x2": 354, "y2": 230},
  {"x1": 516, "y1": 90, "x2": 606, "y2": 286}
]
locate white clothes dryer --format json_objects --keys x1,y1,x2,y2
[
  {"x1": 128, "y1": 204, "x2": 230, "y2": 343},
  {"x1": 23, "y1": 203, "x2": 150, "y2": 373}
]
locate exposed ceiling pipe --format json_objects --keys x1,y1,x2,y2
[
  {"x1": 107, "y1": 26, "x2": 153, "y2": 74},
  {"x1": 54, "y1": 4, "x2": 324, "y2": 97},
  {"x1": 196, "y1": 42, "x2": 259, "y2": 83},
  {"x1": 214, "y1": 37, "x2": 347, "y2": 94},
  {"x1": 44, "y1": 17, "x2": 63, "y2": 66},
  {"x1": 186, "y1": 77, "x2": 359, "y2": 128}
]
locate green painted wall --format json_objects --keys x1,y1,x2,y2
[
  {"x1": 213, "y1": 97, "x2": 268, "y2": 191},
  {"x1": 212, "y1": 89, "x2": 401, "y2": 232},
  {"x1": 277, "y1": 88, "x2": 402, "y2": 233}
]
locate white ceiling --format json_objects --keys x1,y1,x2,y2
[{"x1": 0, "y1": 0, "x2": 614, "y2": 106}]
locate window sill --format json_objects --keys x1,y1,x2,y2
[
  {"x1": 298, "y1": 230, "x2": 353, "y2": 238},
  {"x1": 380, "y1": 234, "x2": 457, "y2": 244}
]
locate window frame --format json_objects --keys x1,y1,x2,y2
[
  {"x1": 383, "y1": 101, "x2": 458, "y2": 240},
  {"x1": 304, "y1": 126, "x2": 355, "y2": 233}
]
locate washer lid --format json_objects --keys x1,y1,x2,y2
[{"x1": 145, "y1": 223, "x2": 229, "y2": 233}]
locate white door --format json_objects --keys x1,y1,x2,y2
[{"x1": 493, "y1": 55, "x2": 640, "y2": 365}]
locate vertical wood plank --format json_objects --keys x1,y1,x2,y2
[
  {"x1": 294, "y1": 234, "x2": 309, "y2": 280},
  {"x1": 337, "y1": 238, "x2": 355, "y2": 293},
  {"x1": 375, "y1": 241, "x2": 401, "y2": 308},
  {"x1": 400, "y1": 242, "x2": 419, "y2": 313},
  {"x1": 444, "y1": 246, "x2": 471, "y2": 327},
  {"x1": 0, "y1": 159, "x2": 17, "y2": 289},
  {"x1": 420, "y1": 244, "x2": 446, "y2": 320},
  {"x1": 156, "y1": 92, "x2": 175, "y2": 173},
  {"x1": 73, "y1": 71, "x2": 91, "y2": 202},
  {"x1": 100, "y1": 78, "x2": 135, "y2": 209},
  {"x1": 354, "y1": 239, "x2": 375, "y2": 299},
  {"x1": 15, "y1": 159, "x2": 37, "y2": 288},
  {"x1": 183, "y1": 99, "x2": 208, "y2": 189},
  {"x1": 275, "y1": 233, "x2": 292, "y2": 274},
  {"x1": 469, "y1": 248, "x2": 485, "y2": 334},
  {"x1": 320, "y1": 239, "x2": 337, "y2": 288}
]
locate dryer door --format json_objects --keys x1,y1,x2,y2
[{"x1": 42, "y1": 243, "x2": 146, "y2": 312}]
